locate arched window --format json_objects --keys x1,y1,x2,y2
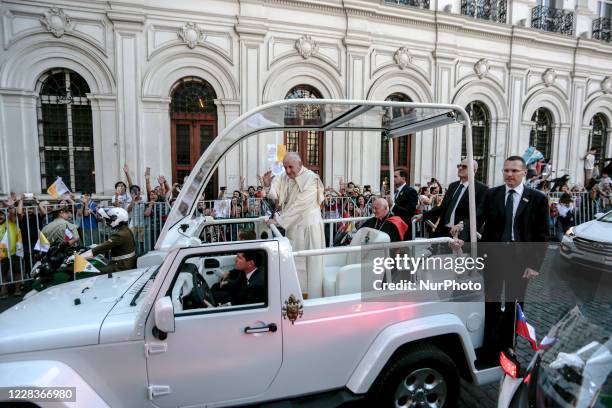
[
  {"x1": 380, "y1": 93, "x2": 413, "y2": 189},
  {"x1": 462, "y1": 101, "x2": 490, "y2": 184},
  {"x1": 529, "y1": 108, "x2": 553, "y2": 160},
  {"x1": 170, "y1": 77, "x2": 217, "y2": 195},
  {"x1": 589, "y1": 113, "x2": 609, "y2": 171},
  {"x1": 283, "y1": 85, "x2": 324, "y2": 177},
  {"x1": 37, "y1": 68, "x2": 95, "y2": 193}
]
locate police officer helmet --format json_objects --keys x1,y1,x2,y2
[{"x1": 98, "y1": 207, "x2": 129, "y2": 229}]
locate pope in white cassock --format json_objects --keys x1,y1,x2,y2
[{"x1": 263, "y1": 152, "x2": 326, "y2": 298}]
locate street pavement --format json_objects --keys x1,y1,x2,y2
[
  {"x1": 1, "y1": 246, "x2": 610, "y2": 407},
  {"x1": 459, "y1": 245, "x2": 612, "y2": 407}
]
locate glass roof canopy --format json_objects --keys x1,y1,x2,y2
[{"x1": 157, "y1": 99, "x2": 476, "y2": 248}]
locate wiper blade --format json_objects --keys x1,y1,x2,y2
[{"x1": 130, "y1": 266, "x2": 160, "y2": 306}]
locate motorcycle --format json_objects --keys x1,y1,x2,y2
[
  {"x1": 498, "y1": 306, "x2": 611, "y2": 408},
  {"x1": 24, "y1": 243, "x2": 108, "y2": 299}
]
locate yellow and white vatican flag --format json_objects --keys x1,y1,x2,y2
[
  {"x1": 34, "y1": 231, "x2": 50, "y2": 253},
  {"x1": 47, "y1": 177, "x2": 70, "y2": 199},
  {"x1": 0, "y1": 229, "x2": 8, "y2": 260},
  {"x1": 74, "y1": 253, "x2": 99, "y2": 274},
  {"x1": 15, "y1": 229, "x2": 24, "y2": 258}
]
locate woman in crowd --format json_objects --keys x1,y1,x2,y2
[
  {"x1": 555, "y1": 193, "x2": 575, "y2": 242},
  {"x1": 430, "y1": 185, "x2": 444, "y2": 208},
  {"x1": 111, "y1": 181, "x2": 131, "y2": 210},
  {"x1": 355, "y1": 194, "x2": 371, "y2": 217},
  {"x1": 417, "y1": 186, "x2": 433, "y2": 213}
]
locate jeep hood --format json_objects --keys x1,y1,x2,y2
[{"x1": 0, "y1": 268, "x2": 151, "y2": 355}]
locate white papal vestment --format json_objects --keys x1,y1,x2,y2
[{"x1": 269, "y1": 167, "x2": 325, "y2": 297}]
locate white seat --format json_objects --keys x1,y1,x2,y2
[
  {"x1": 171, "y1": 272, "x2": 194, "y2": 312},
  {"x1": 323, "y1": 227, "x2": 390, "y2": 297}
]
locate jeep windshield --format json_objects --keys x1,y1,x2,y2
[{"x1": 156, "y1": 99, "x2": 479, "y2": 248}]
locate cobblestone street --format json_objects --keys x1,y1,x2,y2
[{"x1": 458, "y1": 245, "x2": 612, "y2": 407}]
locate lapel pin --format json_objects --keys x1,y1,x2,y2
[{"x1": 522, "y1": 197, "x2": 529, "y2": 203}]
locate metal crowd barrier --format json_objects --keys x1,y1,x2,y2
[
  {"x1": 1, "y1": 190, "x2": 608, "y2": 292},
  {"x1": 0, "y1": 198, "x2": 269, "y2": 290}
]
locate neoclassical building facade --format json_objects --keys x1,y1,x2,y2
[{"x1": 0, "y1": 0, "x2": 611, "y2": 196}]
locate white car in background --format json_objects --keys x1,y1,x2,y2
[{"x1": 560, "y1": 210, "x2": 612, "y2": 272}]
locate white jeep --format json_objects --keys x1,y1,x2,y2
[{"x1": 0, "y1": 100, "x2": 501, "y2": 407}]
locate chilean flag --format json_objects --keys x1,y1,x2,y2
[
  {"x1": 538, "y1": 336, "x2": 558, "y2": 350},
  {"x1": 516, "y1": 303, "x2": 538, "y2": 351}
]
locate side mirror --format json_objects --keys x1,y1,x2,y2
[
  {"x1": 154, "y1": 296, "x2": 175, "y2": 335},
  {"x1": 595, "y1": 212, "x2": 604, "y2": 219}
]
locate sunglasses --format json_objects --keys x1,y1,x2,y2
[{"x1": 456, "y1": 164, "x2": 468, "y2": 169}]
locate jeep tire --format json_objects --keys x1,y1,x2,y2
[{"x1": 370, "y1": 344, "x2": 459, "y2": 407}]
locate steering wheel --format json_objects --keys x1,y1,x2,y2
[{"x1": 191, "y1": 272, "x2": 215, "y2": 308}]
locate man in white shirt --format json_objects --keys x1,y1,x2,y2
[{"x1": 584, "y1": 148, "x2": 596, "y2": 185}]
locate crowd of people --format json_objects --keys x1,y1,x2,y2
[{"x1": 1, "y1": 150, "x2": 611, "y2": 297}]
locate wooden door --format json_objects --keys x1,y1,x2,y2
[
  {"x1": 284, "y1": 130, "x2": 324, "y2": 178},
  {"x1": 171, "y1": 119, "x2": 218, "y2": 198}
]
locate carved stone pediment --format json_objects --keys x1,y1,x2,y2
[
  {"x1": 542, "y1": 68, "x2": 556, "y2": 87},
  {"x1": 602, "y1": 76, "x2": 612, "y2": 94},
  {"x1": 295, "y1": 35, "x2": 318, "y2": 59},
  {"x1": 40, "y1": 8, "x2": 73, "y2": 38},
  {"x1": 178, "y1": 22, "x2": 203, "y2": 49},
  {"x1": 474, "y1": 58, "x2": 490, "y2": 79},
  {"x1": 394, "y1": 47, "x2": 412, "y2": 69}
]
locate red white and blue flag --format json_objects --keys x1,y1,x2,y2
[
  {"x1": 538, "y1": 335, "x2": 558, "y2": 350},
  {"x1": 516, "y1": 303, "x2": 538, "y2": 351}
]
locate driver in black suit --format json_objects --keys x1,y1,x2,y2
[{"x1": 232, "y1": 251, "x2": 265, "y2": 306}]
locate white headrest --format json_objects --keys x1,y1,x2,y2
[{"x1": 350, "y1": 227, "x2": 391, "y2": 246}]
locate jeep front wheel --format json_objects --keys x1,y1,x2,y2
[{"x1": 371, "y1": 345, "x2": 459, "y2": 408}]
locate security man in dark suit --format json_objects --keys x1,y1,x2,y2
[
  {"x1": 479, "y1": 156, "x2": 549, "y2": 364},
  {"x1": 421, "y1": 159, "x2": 488, "y2": 240},
  {"x1": 392, "y1": 170, "x2": 418, "y2": 230},
  {"x1": 233, "y1": 251, "x2": 266, "y2": 306}
]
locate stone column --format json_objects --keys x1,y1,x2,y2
[
  {"x1": 344, "y1": 37, "x2": 370, "y2": 188},
  {"x1": 510, "y1": 0, "x2": 537, "y2": 26},
  {"x1": 140, "y1": 96, "x2": 171, "y2": 191},
  {"x1": 214, "y1": 99, "x2": 241, "y2": 191},
  {"x1": 490, "y1": 119, "x2": 509, "y2": 186},
  {"x1": 567, "y1": 75, "x2": 587, "y2": 182},
  {"x1": 554, "y1": 124, "x2": 571, "y2": 176},
  {"x1": 575, "y1": 0, "x2": 596, "y2": 38},
  {"x1": 0, "y1": 89, "x2": 39, "y2": 194},
  {"x1": 108, "y1": 11, "x2": 145, "y2": 185},
  {"x1": 88, "y1": 94, "x2": 119, "y2": 195},
  {"x1": 433, "y1": 50, "x2": 460, "y2": 186},
  {"x1": 507, "y1": 61, "x2": 529, "y2": 156},
  {"x1": 519, "y1": 120, "x2": 534, "y2": 156},
  {"x1": 235, "y1": 8, "x2": 267, "y2": 190}
]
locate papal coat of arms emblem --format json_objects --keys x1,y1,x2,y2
[{"x1": 282, "y1": 294, "x2": 303, "y2": 324}]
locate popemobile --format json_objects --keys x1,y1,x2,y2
[{"x1": 1, "y1": 100, "x2": 502, "y2": 407}]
